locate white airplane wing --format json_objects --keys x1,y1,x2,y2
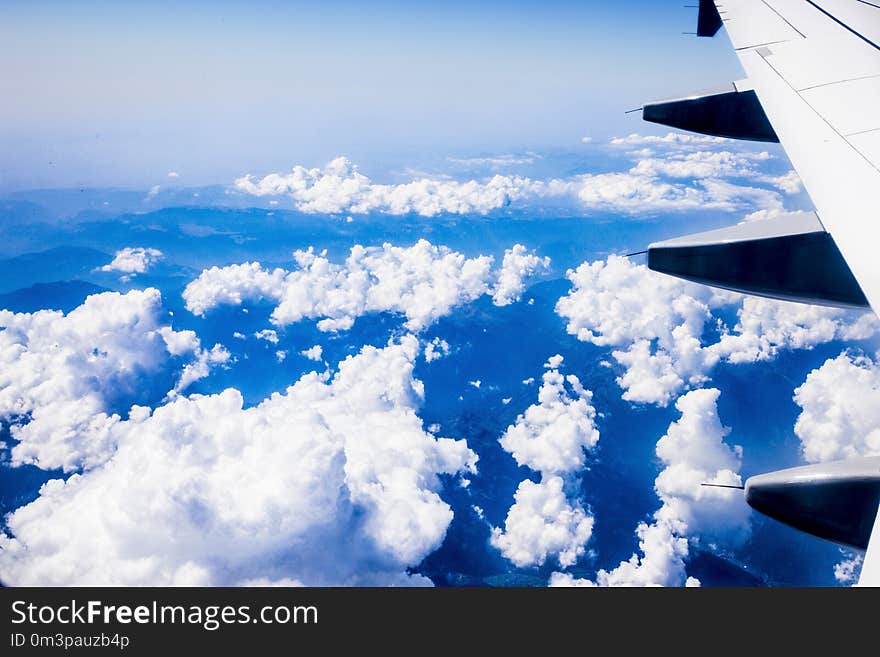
[
  {"x1": 643, "y1": 0, "x2": 880, "y2": 586},
  {"x1": 710, "y1": 0, "x2": 880, "y2": 590},
  {"x1": 716, "y1": 0, "x2": 880, "y2": 313}
]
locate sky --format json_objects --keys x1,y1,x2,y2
[{"x1": 0, "y1": 0, "x2": 745, "y2": 191}]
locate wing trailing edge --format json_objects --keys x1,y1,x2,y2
[
  {"x1": 647, "y1": 211, "x2": 869, "y2": 309},
  {"x1": 744, "y1": 457, "x2": 880, "y2": 551},
  {"x1": 642, "y1": 83, "x2": 779, "y2": 143}
]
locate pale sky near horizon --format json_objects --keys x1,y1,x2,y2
[{"x1": 0, "y1": 1, "x2": 745, "y2": 191}]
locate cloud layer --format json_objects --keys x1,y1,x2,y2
[{"x1": 233, "y1": 136, "x2": 788, "y2": 218}]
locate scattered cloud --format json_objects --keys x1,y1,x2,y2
[
  {"x1": 556, "y1": 255, "x2": 877, "y2": 405},
  {"x1": 551, "y1": 388, "x2": 747, "y2": 587},
  {"x1": 424, "y1": 338, "x2": 450, "y2": 363},
  {"x1": 793, "y1": 352, "x2": 880, "y2": 463},
  {"x1": 167, "y1": 171, "x2": 180, "y2": 179},
  {"x1": 301, "y1": 345, "x2": 323, "y2": 362},
  {"x1": 742, "y1": 207, "x2": 805, "y2": 223},
  {"x1": 551, "y1": 172, "x2": 783, "y2": 215},
  {"x1": 708, "y1": 298, "x2": 877, "y2": 365},
  {"x1": 490, "y1": 476, "x2": 594, "y2": 568},
  {"x1": 181, "y1": 262, "x2": 286, "y2": 318},
  {"x1": 491, "y1": 362, "x2": 600, "y2": 568},
  {"x1": 556, "y1": 255, "x2": 726, "y2": 405},
  {"x1": 629, "y1": 150, "x2": 770, "y2": 180},
  {"x1": 183, "y1": 241, "x2": 549, "y2": 332},
  {"x1": 0, "y1": 336, "x2": 478, "y2": 586},
  {"x1": 498, "y1": 369, "x2": 599, "y2": 475},
  {"x1": 254, "y1": 329, "x2": 279, "y2": 344},
  {"x1": 492, "y1": 244, "x2": 551, "y2": 306},
  {"x1": 99, "y1": 247, "x2": 164, "y2": 275},
  {"x1": 548, "y1": 572, "x2": 597, "y2": 587},
  {"x1": 834, "y1": 553, "x2": 863, "y2": 585}
]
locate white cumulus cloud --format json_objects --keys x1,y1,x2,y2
[
  {"x1": 183, "y1": 241, "x2": 549, "y2": 332},
  {"x1": 235, "y1": 157, "x2": 535, "y2": 217},
  {"x1": 556, "y1": 255, "x2": 877, "y2": 405},
  {"x1": 492, "y1": 244, "x2": 550, "y2": 306},
  {"x1": 549, "y1": 173, "x2": 782, "y2": 215},
  {"x1": 499, "y1": 369, "x2": 600, "y2": 475},
  {"x1": 491, "y1": 361, "x2": 600, "y2": 568},
  {"x1": 793, "y1": 352, "x2": 880, "y2": 463},
  {"x1": 99, "y1": 247, "x2": 164, "y2": 275},
  {"x1": 490, "y1": 476, "x2": 594, "y2": 569},
  {"x1": 254, "y1": 329, "x2": 279, "y2": 344},
  {"x1": 301, "y1": 345, "x2": 323, "y2": 362},
  {"x1": 0, "y1": 289, "x2": 227, "y2": 472},
  {"x1": 0, "y1": 336, "x2": 477, "y2": 586},
  {"x1": 708, "y1": 297, "x2": 878, "y2": 365},
  {"x1": 446, "y1": 153, "x2": 539, "y2": 168},
  {"x1": 555, "y1": 255, "x2": 726, "y2": 405},
  {"x1": 181, "y1": 262, "x2": 287, "y2": 317},
  {"x1": 169, "y1": 343, "x2": 231, "y2": 398},
  {"x1": 551, "y1": 388, "x2": 747, "y2": 587},
  {"x1": 629, "y1": 150, "x2": 770, "y2": 180}
]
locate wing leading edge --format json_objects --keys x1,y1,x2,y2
[{"x1": 644, "y1": 0, "x2": 880, "y2": 586}]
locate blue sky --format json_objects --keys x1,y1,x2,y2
[{"x1": 0, "y1": 0, "x2": 746, "y2": 191}]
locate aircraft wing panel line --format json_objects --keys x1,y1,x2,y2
[
  {"x1": 712, "y1": 0, "x2": 880, "y2": 313},
  {"x1": 751, "y1": 48, "x2": 880, "y2": 174}
]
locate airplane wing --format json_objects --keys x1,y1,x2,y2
[
  {"x1": 712, "y1": 0, "x2": 880, "y2": 313},
  {"x1": 642, "y1": 0, "x2": 880, "y2": 586}
]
